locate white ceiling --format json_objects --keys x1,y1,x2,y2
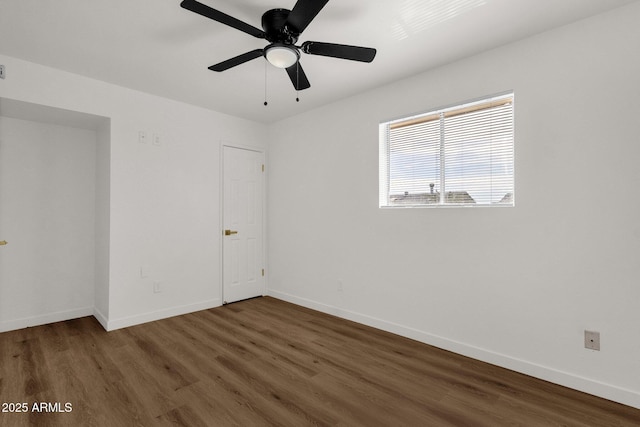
[{"x1": 0, "y1": 0, "x2": 635, "y2": 123}]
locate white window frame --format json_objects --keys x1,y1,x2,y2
[{"x1": 379, "y1": 92, "x2": 514, "y2": 208}]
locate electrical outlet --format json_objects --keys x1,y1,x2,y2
[
  {"x1": 153, "y1": 281, "x2": 162, "y2": 293},
  {"x1": 0, "y1": 65, "x2": 5, "y2": 79},
  {"x1": 152, "y1": 133, "x2": 161, "y2": 146},
  {"x1": 337, "y1": 279, "x2": 344, "y2": 292},
  {"x1": 585, "y1": 330, "x2": 600, "y2": 351}
]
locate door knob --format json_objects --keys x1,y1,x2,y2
[
  {"x1": 0, "y1": 240, "x2": 7, "y2": 246},
  {"x1": 224, "y1": 230, "x2": 238, "y2": 236}
]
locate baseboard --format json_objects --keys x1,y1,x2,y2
[
  {"x1": 93, "y1": 307, "x2": 109, "y2": 331},
  {"x1": 267, "y1": 290, "x2": 640, "y2": 410},
  {"x1": 0, "y1": 306, "x2": 94, "y2": 333},
  {"x1": 104, "y1": 298, "x2": 222, "y2": 331}
]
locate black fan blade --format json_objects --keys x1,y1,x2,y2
[
  {"x1": 209, "y1": 49, "x2": 264, "y2": 72},
  {"x1": 302, "y1": 41, "x2": 376, "y2": 62},
  {"x1": 181, "y1": 0, "x2": 265, "y2": 39},
  {"x1": 286, "y1": 0, "x2": 329, "y2": 33},
  {"x1": 286, "y1": 63, "x2": 311, "y2": 90}
]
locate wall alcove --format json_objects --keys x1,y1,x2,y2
[{"x1": 0, "y1": 97, "x2": 110, "y2": 332}]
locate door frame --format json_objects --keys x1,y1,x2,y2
[{"x1": 220, "y1": 143, "x2": 267, "y2": 304}]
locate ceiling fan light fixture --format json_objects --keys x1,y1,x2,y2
[
  {"x1": 182, "y1": 0, "x2": 376, "y2": 93},
  {"x1": 265, "y1": 45, "x2": 299, "y2": 68}
]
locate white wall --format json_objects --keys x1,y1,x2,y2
[
  {"x1": 0, "y1": 53, "x2": 267, "y2": 330},
  {"x1": 267, "y1": 2, "x2": 640, "y2": 409},
  {"x1": 0, "y1": 116, "x2": 96, "y2": 330},
  {"x1": 94, "y1": 120, "x2": 110, "y2": 323}
]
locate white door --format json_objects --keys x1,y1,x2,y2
[{"x1": 222, "y1": 146, "x2": 264, "y2": 304}]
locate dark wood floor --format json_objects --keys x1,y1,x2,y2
[{"x1": 1, "y1": 297, "x2": 639, "y2": 426}]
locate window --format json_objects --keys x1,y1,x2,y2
[{"x1": 379, "y1": 92, "x2": 514, "y2": 207}]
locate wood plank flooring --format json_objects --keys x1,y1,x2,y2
[{"x1": 1, "y1": 296, "x2": 639, "y2": 426}]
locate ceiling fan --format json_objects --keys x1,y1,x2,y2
[{"x1": 180, "y1": 0, "x2": 377, "y2": 91}]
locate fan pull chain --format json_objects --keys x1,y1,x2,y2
[
  {"x1": 296, "y1": 62, "x2": 300, "y2": 103},
  {"x1": 264, "y1": 59, "x2": 268, "y2": 106}
]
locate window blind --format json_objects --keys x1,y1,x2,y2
[{"x1": 379, "y1": 93, "x2": 514, "y2": 207}]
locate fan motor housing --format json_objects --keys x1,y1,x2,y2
[{"x1": 262, "y1": 9, "x2": 298, "y2": 44}]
